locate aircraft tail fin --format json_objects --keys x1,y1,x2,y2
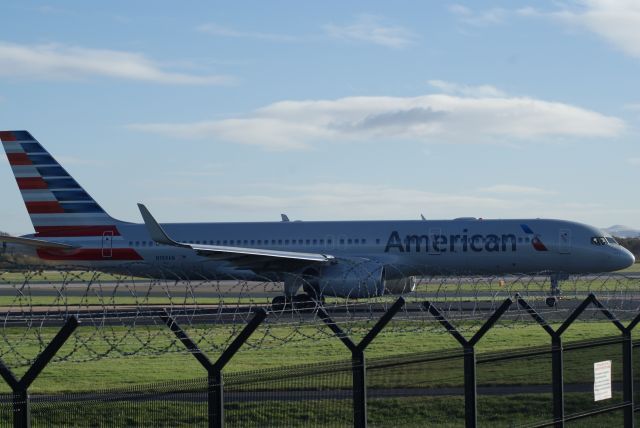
[{"x1": 1, "y1": 130, "x2": 125, "y2": 237}]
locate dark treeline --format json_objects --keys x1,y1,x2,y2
[{"x1": 617, "y1": 237, "x2": 640, "y2": 260}]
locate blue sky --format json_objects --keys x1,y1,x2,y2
[{"x1": 1, "y1": 0, "x2": 639, "y2": 234}]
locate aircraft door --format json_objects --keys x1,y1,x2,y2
[
  {"x1": 428, "y1": 228, "x2": 441, "y2": 255},
  {"x1": 558, "y1": 229, "x2": 571, "y2": 254},
  {"x1": 102, "y1": 231, "x2": 113, "y2": 258}
]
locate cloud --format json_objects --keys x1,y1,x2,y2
[
  {"x1": 548, "y1": 0, "x2": 640, "y2": 59},
  {"x1": 323, "y1": 14, "x2": 417, "y2": 48},
  {"x1": 449, "y1": 4, "x2": 508, "y2": 26},
  {"x1": 144, "y1": 182, "x2": 607, "y2": 224},
  {"x1": 0, "y1": 41, "x2": 234, "y2": 84},
  {"x1": 198, "y1": 183, "x2": 514, "y2": 220},
  {"x1": 428, "y1": 80, "x2": 506, "y2": 97},
  {"x1": 479, "y1": 185, "x2": 556, "y2": 195},
  {"x1": 130, "y1": 84, "x2": 625, "y2": 150},
  {"x1": 196, "y1": 23, "x2": 299, "y2": 42},
  {"x1": 459, "y1": 1, "x2": 640, "y2": 59}
]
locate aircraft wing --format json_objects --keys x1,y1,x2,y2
[
  {"x1": 0, "y1": 235, "x2": 78, "y2": 250},
  {"x1": 137, "y1": 204, "x2": 335, "y2": 271}
]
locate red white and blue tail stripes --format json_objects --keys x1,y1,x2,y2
[
  {"x1": 0, "y1": 130, "x2": 118, "y2": 235},
  {"x1": 1, "y1": 130, "x2": 142, "y2": 261}
]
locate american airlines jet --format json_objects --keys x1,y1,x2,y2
[{"x1": 0, "y1": 131, "x2": 635, "y2": 307}]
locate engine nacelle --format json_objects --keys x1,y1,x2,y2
[
  {"x1": 384, "y1": 276, "x2": 417, "y2": 294},
  {"x1": 316, "y1": 260, "x2": 416, "y2": 298},
  {"x1": 318, "y1": 260, "x2": 385, "y2": 298}
]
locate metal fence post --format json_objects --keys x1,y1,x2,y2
[
  {"x1": 551, "y1": 334, "x2": 564, "y2": 427},
  {"x1": 352, "y1": 349, "x2": 367, "y2": 427},
  {"x1": 162, "y1": 308, "x2": 267, "y2": 428},
  {"x1": 622, "y1": 311, "x2": 640, "y2": 428},
  {"x1": 424, "y1": 298, "x2": 512, "y2": 428},
  {"x1": 12, "y1": 390, "x2": 29, "y2": 428},
  {"x1": 318, "y1": 297, "x2": 405, "y2": 428},
  {"x1": 622, "y1": 329, "x2": 633, "y2": 428},
  {"x1": 0, "y1": 316, "x2": 79, "y2": 428},
  {"x1": 463, "y1": 344, "x2": 476, "y2": 426}
]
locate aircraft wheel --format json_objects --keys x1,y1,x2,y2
[
  {"x1": 545, "y1": 296, "x2": 557, "y2": 308},
  {"x1": 292, "y1": 294, "x2": 317, "y2": 310},
  {"x1": 271, "y1": 295, "x2": 287, "y2": 312}
]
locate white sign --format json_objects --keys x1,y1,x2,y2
[{"x1": 594, "y1": 360, "x2": 612, "y2": 401}]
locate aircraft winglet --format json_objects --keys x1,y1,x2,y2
[{"x1": 137, "y1": 204, "x2": 189, "y2": 248}]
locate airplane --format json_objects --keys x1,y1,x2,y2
[{"x1": 0, "y1": 130, "x2": 635, "y2": 308}]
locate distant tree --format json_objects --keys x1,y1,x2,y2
[{"x1": 616, "y1": 237, "x2": 640, "y2": 261}]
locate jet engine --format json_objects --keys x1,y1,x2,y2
[
  {"x1": 317, "y1": 260, "x2": 384, "y2": 298},
  {"x1": 384, "y1": 276, "x2": 417, "y2": 294},
  {"x1": 315, "y1": 259, "x2": 416, "y2": 298}
]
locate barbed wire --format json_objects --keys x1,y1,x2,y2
[{"x1": 0, "y1": 260, "x2": 639, "y2": 367}]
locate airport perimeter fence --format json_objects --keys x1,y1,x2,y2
[{"x1": 2, "y1": 294, "x2": 640, "y2": 427}]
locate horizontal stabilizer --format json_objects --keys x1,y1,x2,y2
[{"x1": 0, "y1": 235, "x2": 77, "y2": 250}]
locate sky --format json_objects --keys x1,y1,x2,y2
[{"x1": 0, "y1": 0, "x2": 639, "y2": 235}]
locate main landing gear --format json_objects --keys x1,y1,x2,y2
[{"x1": 271, "y1": 294, "x2": 324, "y2": 312}]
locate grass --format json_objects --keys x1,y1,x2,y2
[
  {"x1": 0, "y1": 318, "x2": 628, "y2": 394},
  {"x1": 0, "y1": 393, "x2": 626, "y2": 427}
]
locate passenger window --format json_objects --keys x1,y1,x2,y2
[
  {"x1": 223, "y1": 240, "x2": 228, "y2": 245},
  {"x1": 376, "y1": 239, "x2": 380, "y2": 244},
  {"x1": 306, "y1": 239, "x2": 310, "y2": 245},
  {"x1": 328, "y1": 239, "x2": 332, "y2": 245},
  {"x1": 354, "y1": 239, "x2": 359, "y2": 244},
  {"x1": 278, "y1": 240, "x2": 282, "y2": 245},
  {"x1": 320, "y1": 239, "x2": 324, "y2": 245},
  {"x1": 362, "y1": 239, "x2": 366, "y2": 244},
  {"x1": 285, "y1": 240, "x2": 289, "y2": 245},
  {"x1": 340, "y1": 239, "x2": 344, "y2": 245},
  {"x1": 347, "y1": 239, "x2": 352, "y2": 244}
]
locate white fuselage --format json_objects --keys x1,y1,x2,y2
[{"x1": 20, "y1": 218, "x2": 635, "y2": 280}]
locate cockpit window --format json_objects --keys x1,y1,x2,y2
[
  {"x1": 606, "y1": 237, "x2": 618, "y2": 245},
  {"x1": 591, "y1": 236, "x2": 608, "y2": 246}
]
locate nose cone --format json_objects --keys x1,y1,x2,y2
[{"x1": 613, "y1": 247, "x2": 636, "y2": 271}]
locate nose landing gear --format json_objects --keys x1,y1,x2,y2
[{"x1": 545, "y1": 273, "x2": 565, "y2": 307}]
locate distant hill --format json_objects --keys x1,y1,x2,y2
[{"x1": 604, "y1": 225, "x2": 640, "y2": 238}]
